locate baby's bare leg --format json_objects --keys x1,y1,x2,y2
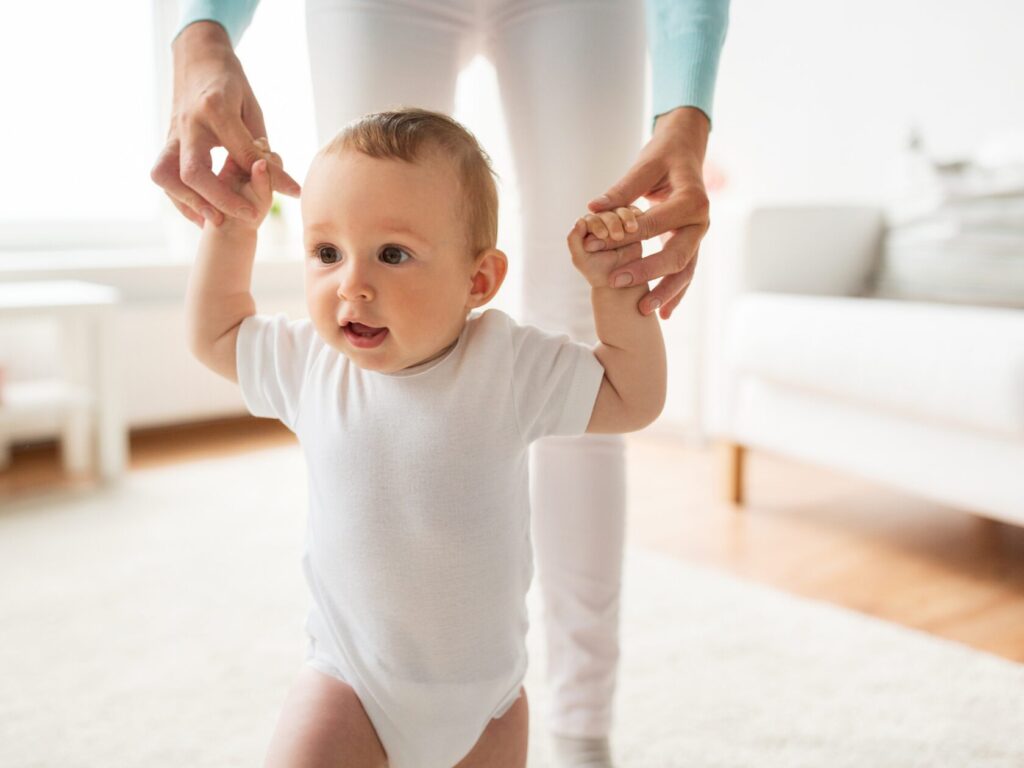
[
  {"x1": 454, "y1": 687, "x2": 529, "y2": 768},
  {"x1": 263, "y1": 665, "x2": 387, "y2": 768}
]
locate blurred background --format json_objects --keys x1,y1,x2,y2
[{"x1": 0, "y1": 1, "x2": 1022, "y2": 764}]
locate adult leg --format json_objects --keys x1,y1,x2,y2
[
  {"x1": 485, "y1": 0, "x2": 646, "y2": 744},
  {"x1": 305, "y1": 0, "x2": 476, "y2": 145}
]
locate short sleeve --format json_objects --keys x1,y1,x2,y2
[
  {"x1": 236, "y1": 313, "x2": 319, "y2": 432},
  {"x1": 509, "y1": 319, "x2": 605, "y2": 443}
]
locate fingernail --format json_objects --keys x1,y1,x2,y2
[
  {"x1": 593, "y1": 195, "x2": 611, "y2": 207},
  {"x1": 585, "y1": 240, "x2": 602, "y2": 252},
  {"x1": 200, "y1": 207, "x2": 217, "y2": 223},
  {"x1": 647, "y1": 298, "x2": 662, "y2": 313},
  {"x1": 613, "y1": 274, "x2": 633, "y2": 288}
]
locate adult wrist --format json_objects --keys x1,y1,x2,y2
[
  {"x1": 172, "y1": 19, "x2": 233, "y2": 59},
  {"x1": 171, "y1": 20, "x2": 240, "y2": 106},
  {"x1": 653, "y1": 107, "x2": 710, "y2": 162}
]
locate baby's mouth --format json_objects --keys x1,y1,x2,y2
[{"x1": 346, "y1": 321, "x2": 387, "y2": 337}]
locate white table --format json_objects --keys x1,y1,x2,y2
[{"x1": 0, "y1": 280, "x2": 127, "y2": 482}]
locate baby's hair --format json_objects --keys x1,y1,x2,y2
[{"x1": 317, "y1": 107, "x2": 500, "y2": 258}]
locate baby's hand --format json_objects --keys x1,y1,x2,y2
[
  {"x1": 211, "y1": 137, "x2": 276, "y2": 230},
  {"x1": 567, "y1": 205, "x2": 644, "y2": 288}
]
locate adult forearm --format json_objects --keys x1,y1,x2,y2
[
  {"x1": 591, "y1": 284, "x2": 667, "y2": 424},
  {"x1": 185, "y1": 226, "x2": 258, "y2": 354}
]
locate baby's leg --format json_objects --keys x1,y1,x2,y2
[
  {"x1": 454, "y1": 687, "x2": 529, "y2": 768},
  {"x1": 263, "y1": 665, "x2": 387, "y2": 768}
]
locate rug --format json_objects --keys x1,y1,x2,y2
[{"x1": 1, "y1": 445, "x2": 1021, "y2": 767}]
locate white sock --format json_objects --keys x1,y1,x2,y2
[{"x1": 550, "y1": 733, "x2": 615, "y2": 768}]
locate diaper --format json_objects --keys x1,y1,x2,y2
[{"x1": 305, "y1": 637, "x2": 523, "y2": 767}]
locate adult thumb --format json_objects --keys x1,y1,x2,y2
[{"x1": 587, "y1": 161, "x2": 663, "y2": 213}]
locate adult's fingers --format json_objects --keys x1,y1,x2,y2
[
  {"x1": 587, "y1": 158, "x2": 664, "y2": 213},
  {"x1": 657, "y1": 279, "x2": 690, "y2": 320},
  {"x1": 167, "y1": 191, "x2": 205, "y2": 229},
  {"x1": 151, "y1": 138, "x2": 224, "y2": 226},
  {"x1": 640, "y1": 188, "x2": 709, "y2": 243},
  {"x1": 179, "y1": 121, "x2": 260, "y2": 222},
  {"x1": 264, "y1": 150, "x2": 302, "y2": 197},
  {"x1": 239, "y1": 102, "x2": 302, "y2": 198},
  {"x1": 606, "y1": 224, "x2": 702, "y2": 292},
  {"x1": 642, "y1": 257, "x2": 698, "y2": 317},
  {"x1": 209, "y1": 98, "x2": 266, "y2": 174}
]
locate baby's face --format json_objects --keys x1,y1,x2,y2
[{"x1": 301, "y1": 148, "x2": 484, "y2": 373}]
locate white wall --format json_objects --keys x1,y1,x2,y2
[{"x1": 707, "y1": 0, "x2": 1024, "y2": 204}]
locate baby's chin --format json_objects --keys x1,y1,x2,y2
[
  {"x1": 314, "y1": 319, "x2": 460, "y2": 373},
  {"x1": 316, "y1": 331, "x2": 413, "y2": 374}
]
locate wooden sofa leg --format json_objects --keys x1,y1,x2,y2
[{"x1": 718, "y1": 441, "x2": 746, "y2": 506}]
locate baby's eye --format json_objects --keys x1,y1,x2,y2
[
  {"x1": 315, "y1": 245, "x2": 340, "y2": 264},
  {"x1": 380, "y1": 245, "x2": 411, "y2": 265}
]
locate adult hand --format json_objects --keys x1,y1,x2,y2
[
  {"x1": 150, "y1": 21, "x2": 301, "y2": 229},
  {"x1": 584, "y1": 106, "x2": 711, "y2": 320}
]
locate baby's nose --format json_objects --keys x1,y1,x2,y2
[{"x1": 336, "y1": 273, "x2": 375, "y2": 302}]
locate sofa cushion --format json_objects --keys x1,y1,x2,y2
[
  {"x1": 727, "y1": 293, "x2": 1024, "y2": 438},
  {"x1": 875, "y1": 225, "x2": 1024, "y2": 309}
]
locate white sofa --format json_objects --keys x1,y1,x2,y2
[{"x1": 717, "y1": 205, "x2": 1024, "y2": 527}]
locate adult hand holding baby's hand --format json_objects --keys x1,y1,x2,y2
[
  {"x1": 567, "y1": 206, "x2": 645, "y2": 289},
  {"x1": 151, "y1": 20, "x2": 301, "y2": 229},
  {"x1": 584, "y1": 107, "x2": 711, "y2": 319},
  {"x1": 210, "y1": 138, "x2": 275, "y2": 231}
]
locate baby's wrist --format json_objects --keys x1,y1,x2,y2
[
  {"x1": 576, "y1": 270, "x2": 606, "y2": 289},
  {"x1": 202, "y1": 217, "x2": 260, "y2": 243}
]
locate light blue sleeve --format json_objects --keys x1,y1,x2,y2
[
  {"x1": 171, "y1": 0, "x2": 262, "y2": 48},
  {"x1": 646, "y1": 0, "x2": 730, "y2": 130}
]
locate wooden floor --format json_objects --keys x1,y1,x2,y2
[{"x1": 2, "y1": 417, "x2": 1022, "y2": 663}]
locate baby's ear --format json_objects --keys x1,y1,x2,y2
[{"x1": 467, "y1": 247, "x2": 508, "y2": 308}]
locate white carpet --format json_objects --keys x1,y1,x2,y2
[{"x1": 1, "y1": 445, "x2": 1022, "y2": 768}]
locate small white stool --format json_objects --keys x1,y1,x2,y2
[{"x1": 0, "y1": 280, "x2": 127, "y2": 483}]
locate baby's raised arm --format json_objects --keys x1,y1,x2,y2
[
  {"x1": 568, "y1": 207, "x2": 667, "y2": 433},
  {"x1": 184, "y1": 140, "x2": 276, "y2": 383}
]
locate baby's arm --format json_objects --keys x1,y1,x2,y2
[
  {"x1": 184, "y1": 139, "x2": 276, "y2": 383},
  {"x1": 567, "y1": 207, "x2": 667, "y2": 433}
]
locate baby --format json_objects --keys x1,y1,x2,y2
[{"x1": 185, "y1": 108, "x2": 666, "y2": 768}]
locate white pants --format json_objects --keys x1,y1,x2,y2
[{"x1": 305, "y1": 0, "x2": 644, "y2": 738}]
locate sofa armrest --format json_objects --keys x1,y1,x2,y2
[{"x1": 741, "y1": 205, "x2": 885, "y2": 296}]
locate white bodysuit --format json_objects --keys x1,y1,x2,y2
[{"x1": 236, "y1": 307, "x2": 604, "y2": 768}]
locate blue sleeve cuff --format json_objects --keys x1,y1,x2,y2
[
  {"x1": 646, "y1": 0, "x2": 730, "y2": 132},
  {"x1": 172, "y1": 0, "x2": 261, "y2": 48}
]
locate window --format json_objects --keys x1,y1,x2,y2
[{"x1": 0, "y1": 1, "x2": 163, "y2": 250}]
